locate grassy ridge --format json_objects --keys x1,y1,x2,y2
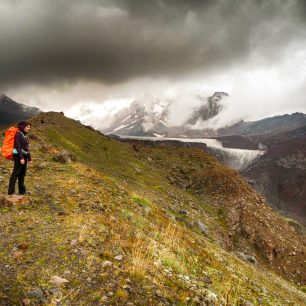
[{"x1": 0, "y1": 112, "x2": 305, "y2": 305}]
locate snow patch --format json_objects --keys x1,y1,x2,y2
[
  {"x1": 153, "y1": 133, "x2": 165, "y2": 138},
  {"x1": 120, "y1": 114, "x2": 132, "y2": 124},
  {"x1": 113, "y1": 123, "x2": 131, "y2": 132}
]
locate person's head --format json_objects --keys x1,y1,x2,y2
[{"x1": 18, "y1": 121, "x2": 32, "y2": 134}]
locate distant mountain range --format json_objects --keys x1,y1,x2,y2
[
  {"x1": 0, "y1": 94, "x2": 41, "y2": 128},
  {"x1": 105, "y1": 92, "x2": 228, "y2": 137},
  {"x1": 218, "y1": 112, "x2": 306, "y2": 137},
  {"x1": 104, "y1": 92, "x2": 306, "y2": 143}
]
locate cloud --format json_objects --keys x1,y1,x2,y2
[
  {"x1": 1, "y1": 0, "x2": 306, "y2": 89},
  {"x1": 66, "y1": 97, "x2": 134, "y2": 130},
  {"x1": 2, "y1": 0, "x2": 306, "y2": 129}
]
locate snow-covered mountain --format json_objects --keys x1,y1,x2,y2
[{"x1": 104, "y1": 92, "x2": 228, "y2": 137}]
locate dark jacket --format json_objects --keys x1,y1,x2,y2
[{"x1": 14, "y1": 131, "x2": 32, "y2": 161}]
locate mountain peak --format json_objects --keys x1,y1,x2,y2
[{"x1": 104, "y1": 91, "x2": 228, "y2": 136}]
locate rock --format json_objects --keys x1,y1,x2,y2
[
  {"x1": 179, "y1": 209, "x2": 188, "y2": 215},
  {"x1": 12, "y1": 251, "x2": 23, "y2": 260},
  {"x1": 49, "y1": 275, "x2": 69, "y2": 285},
  {"x1": 197, "y1": 220, "x2": 209, "y2": 235},
  {"x1": 192, "y1": 296, "x2": 201, "y2": 304},
  {"x1": 204, "y1": 290, "x2": 218, "y2": 305},
  {"x1": 114, "y1": 254, "x2": 123, "y2": 261},
  {"x1": 70, "y1": 239, "x2": 78, "y2": 246},
  {"x1": 21, "y1": 298, "x2": 31, "y2": 305},
  {"x1": 142, "y1": 206, "x2": 151, "y2": 216},
  {"x1": 40, "y1": 144, "x2": 51, "y2": 153},
  {"x1": 134, "y1": 167, "x2": 142, "y2": 174},
  {"x1": 102, "y1": 260, "x2": 113, "y2": 268},
  {"x1": 239, "y1": 297, "x2": 255, "y2": 306},
  {"x1": 48, "y1": 287, "x2": 62, "y2": 299},
  {"x1": 202, "y1": 275, "x2": 212, "y2": 284},
  {"x1": 101, "y1": 295, "x2": 108, "y2": 301},
  {"x1": 0, "y1": 195, "x2": 32, "y2": 207},
  {"x1": 90, "y1": 202, "x2": 105, "y2": 211},
  {"x1": 175, "y1": 216, "x2": 194, "y2": 228},
  {"x1": 52, "y1": 151, "x2": 76, "y2": 164},
  {"x1": 236, "y1": 252, "x2": 257, "y2": 265},
  {"x1": 26, "y1": 288, "x2": 45, "y2": 300},
  {"x1": 17, "y1": 243, "x2": 29, "y2": 250},
  {"x1": 33, "y1": 162, "x2": 48, "y2": 170},
  {"x1": 247, "y1": 180, "x2": 255, "y2": 186},
  {"x1": 155, "y1": 289, "x2": 162, "y2": 297}
]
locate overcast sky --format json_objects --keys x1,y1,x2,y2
[{"x1": 1, "y1": 0, "x2": 306, "y2": 128}]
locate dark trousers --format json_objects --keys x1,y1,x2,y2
[{"x1": 8, "y1": 155, "x2": 28, "y2": 195}]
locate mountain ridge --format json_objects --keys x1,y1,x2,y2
[
  {"x1": 0, "y1": 111, "x2": 305, "y2": 305},
  {"x1": 0, "y1": 95, "x2": 42, "y2": 129}
]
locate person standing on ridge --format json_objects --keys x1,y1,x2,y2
[{"x1": 8, "y1": 121, "x2": 32, "y2": 195}]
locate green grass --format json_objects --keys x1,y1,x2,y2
[{"x1": 0, "y1": 111, "x2": 305, "y2": 305}]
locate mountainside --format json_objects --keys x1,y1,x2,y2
[
  {"x1": 111, "y1": 110, "x2": 306, "y2": 230},
  {"x1": 0, "y1": 95, "x2": 42, "y2": 128},
  {"x1": 218, "y1": 112, "x2": 306, "y2": 138},
  {"x1": 0, "y1": 112, "x2": 305, "y2": 305},
  {"x1": 105, "y1": 92, "x2": 227, "y2": 137},
  {"x1": 242, "y1": 126, "x2": 306, "y2": 226}
]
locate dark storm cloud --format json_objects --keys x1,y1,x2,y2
[{"x1": 0, "y1": 0, "x2": 305, "y2": 89}]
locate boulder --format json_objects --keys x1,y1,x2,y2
[
  {"x1": 197, "y1": 220, "x2": 209, "y2": 235},
  {"x1": 0, "y1": 195, "x2": 32, "y2": 207},
  {"x1": 49, "y1": 275, "x2": 69, "y2": 285},
  {"x1": 52, "y1": 151, "x2": 76, "y2": 164},
  {"x1": 236, "y1": 252, "x2": 258, "y2": 265}
]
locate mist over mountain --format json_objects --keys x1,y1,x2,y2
[{"x1": 103, "y1": 92, "x2": 229, "y2": 137}]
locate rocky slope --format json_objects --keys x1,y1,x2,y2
[
  {"x1": 218, "y1": 112, "x2": 306, "y2": 139},
  {"x1": 0, "y1": 112, "x2": 305, "y2": 305},
  {"x1": 242, "y1": 126, "x2": 306, "y2": 226},
  {"x1": 0, "y1": 95, "x2": 41, "y2": 128}
]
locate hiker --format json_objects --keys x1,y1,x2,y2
[{"x1": 7, "y1": 121, "x2": 32, "y2": 195}]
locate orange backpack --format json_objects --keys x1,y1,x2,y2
[{"x1": 1, "y1": 127, "x2": 19, "y2": 160}]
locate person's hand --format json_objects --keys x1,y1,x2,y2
[{"x1": 20, "y1": 158, "x2": 25, "y2": 165}]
